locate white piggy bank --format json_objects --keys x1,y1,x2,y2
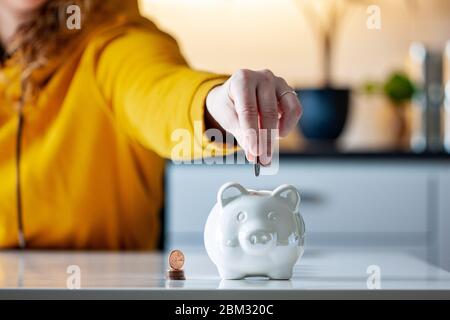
[{"x1": 204, "y1": 182, "x2": 305, "y2": 280}]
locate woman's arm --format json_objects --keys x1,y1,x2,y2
[
  {"x1": 95, "y1": 26, "x2": 231, "y2": 160},
  {"x1": 95, "y1": 25, "x2": 301, "y2": 163}
]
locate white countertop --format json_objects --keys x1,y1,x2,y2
[{"x1": 1, "y1": 247, "x2": 449, "y2": 299}]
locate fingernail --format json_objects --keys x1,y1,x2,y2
[
  {"x1": 259, "y1": 154, "x2": 271, "y2": 166},
  {"x1": 246, "y1": 152, "x2": 255, "y2": 163}
]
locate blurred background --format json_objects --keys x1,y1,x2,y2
[
  {"x1": 138, "y1": 0, "x2": 450, "y2": 270},
  {"x1": 140, "y1": 0, "x2": 450, "y2": 153}
]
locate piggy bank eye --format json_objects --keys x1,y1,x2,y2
[
  {"x1": 236, "y1": 211, "x2": 246, "y2": 222},
  {"x1": 267, "y1": 211, "x2": 278, "y2": 221}
]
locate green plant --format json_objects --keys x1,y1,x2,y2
[
  {"x1": 362, "y1": 72, "x2": 416, "y2": 106},
  {"x1": 383, "y1": 73, "x2": 416, "y2": 105}
]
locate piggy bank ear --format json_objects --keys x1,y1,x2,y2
[
  {"x1": 272, "y1": 185, "x2": 300, "y2": 211},
  {"x1": 218, "y1": 182, "x2": 248, "y2": 208}
]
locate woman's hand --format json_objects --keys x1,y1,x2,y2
[{"x1": 205, "y1": 69, "x2": 302, "y2": 165}]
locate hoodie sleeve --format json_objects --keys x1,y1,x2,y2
[{"x1": 95, "y1": 25, "x2": 235, "y2": 160}]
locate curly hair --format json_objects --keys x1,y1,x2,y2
[{"x1": 6, "y1": 0, "x2": 123, "y2": 101}]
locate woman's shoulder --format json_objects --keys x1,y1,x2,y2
[{"x1": 84, "y1": 16, "x2": 179, "y2": 59}]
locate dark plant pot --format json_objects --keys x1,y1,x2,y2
[{"x1": 296, "y1": 88, "x2": 350, "y2": 141}]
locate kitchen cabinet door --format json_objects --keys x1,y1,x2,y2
[{"x1": 165, "y1": 160, "x2": 429, "y2": 247}]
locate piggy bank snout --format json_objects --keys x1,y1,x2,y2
[
  {"x1": 239, "y1": 229, "x2": 276, "y2": 255},
  {"x1": 248, "y1": 230, "x2": 273, "y2": 245}
]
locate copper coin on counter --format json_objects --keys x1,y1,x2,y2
[
  {"x1": 168, "y1": 249, "x2": 185, "y2": 270},
  {"x1": 166, "y1": 269, "x2": 185, "y2": 280}
]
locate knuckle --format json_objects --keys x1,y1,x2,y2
[
  {"x1": 259, "y1": 69, "x2": 274, "y2": 82},
  {"x1": 261, "y1": 109, "x2": 279, "y2": 122},
  {"x1": 238, "y1": 106, "x2": 259, "y2": 118},
  {"x1": 234, "y1": 69, "x2": 253, "y2": 83},
  {"x1": 276, "y1": 76, "x2": 289, "y2": 87},
  {"x1": 261, "y1": 69, "x2": 274, "y2": 77}
]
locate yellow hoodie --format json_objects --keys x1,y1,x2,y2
[{"x1": 0, "y1": 2, "x2": 229, "y2": 249}]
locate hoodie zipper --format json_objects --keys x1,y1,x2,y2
[
  {"x1": 2, "y1": 49, "x2": 26, "y2": 248},
  {"x1": 16, "y1": 86, "x2": 26, "y2": 249}
]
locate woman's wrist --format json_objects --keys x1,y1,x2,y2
[{"x1": 205, "y1": 84, "x2": 227, "y2": 134}]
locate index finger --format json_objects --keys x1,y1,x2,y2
[{"x1": 230, "y1": 70, "x2": 259, "y2": 158}]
